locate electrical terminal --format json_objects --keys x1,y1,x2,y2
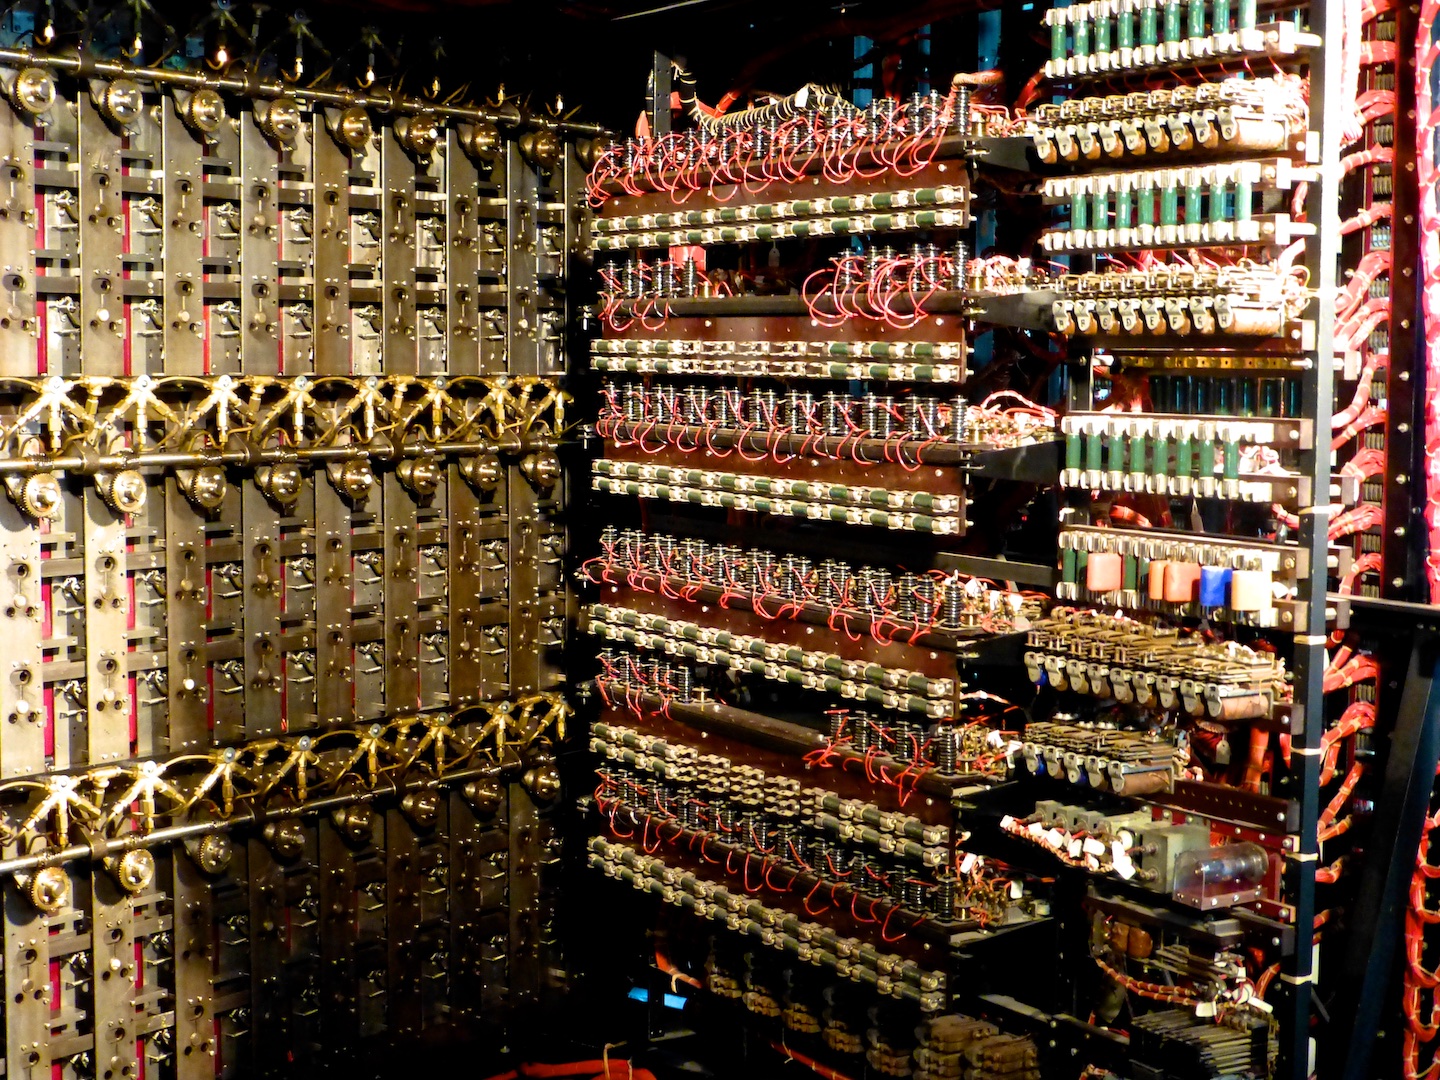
[
  {"x1": 1016, "y1": 720, "x2": 1188, "y2": 796},
  {"x1": 586, "y1": 602, "x2": 957, "y2": 714},
  {"x1": 1040, "y1": 159, "x2": 1314, "y2": 253},
  {"x1": 1023, "y1": 609, "x2": 1290, "y2": 720},
  {"x1": 588, "y1": 837, "x2": 950, "y2": 1010},
  {"x1": 587, "y1": 527, "x2": 1042, "y2": 635},
  {"x1": 591, "y1": 338, "x2": 965, "y2": 383},
  {"x1": 1049, "y1": 264, "x2": 1307, "y2": 337},
  {"x1": 591, "y1": 185, "x2": 970, "y2": 249},
  {"x1": 1004, "y1": 802, "x2": 1184, "y2": 888},
  {"x1": 1057, "y1": 526, "x2": 1301, "y2": 626},
  {"x1": 592, "y1": 460, "x2": 964, "y2": 535},
  {"x1": 1059, "y1": 412, "x2": 1310, "y2": 504},
  {"x1": 1025, "y1": 75, "x2": 1305, "y2": 164},
  {"x1": 1043, "y1": 4, "x2": 1319, "y2": 80}
]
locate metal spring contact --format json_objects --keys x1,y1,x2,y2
[
  {"x1": 932, "y1": 874, "x2": 957, "y2": 920},
  {"x1": 592, "y1": 529, "x2": 1036, "y2": 633},
  {"x1": 930, "y1": 723, "x2": 959, "y2": 774},
  {"x1": 599, "y1": 381, "x2": 968, "y2": 441},
  {"x1": 952, "y1": 239, "x2": 970, "y2": 290}
]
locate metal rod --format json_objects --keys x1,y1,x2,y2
[
  {"x1": 0, "y1": 761, "x2": 509, "y2": 877},
  {"x1": 0, "y1": 437, "x2": 560, "y2": 474},
  {"x1": 1281, "y1": 0, "x2": 1343, "y2": 1074},
  {"x1": 0, "y1": 47, "x2": 610, "y2": 137}
]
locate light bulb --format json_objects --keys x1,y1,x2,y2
[
  {"x1": 215, "y1": 45, "x2": 228, "y2": 65},
  {"x1": 132, "y1": 33, "x2": 141, "y2": 54},
  {"x1": 364, "y1": 65, "x2": 375, "y2": 84},
  {"x1": 40, "y1": 20, "x2": 54, "y2": 43}
]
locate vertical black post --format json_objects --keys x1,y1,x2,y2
[
  {"x1": 1281, "y1": 2, "x2": 1343, "y2": 1076},
  {"x1": 1339, "y1": 615, "x2": 1440, "y2": 1080},
  {"x1": 650, "y1": 51, "x2": 673, "y2": 138}
]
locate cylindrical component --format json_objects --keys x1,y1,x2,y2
[{"x1": 1172, "y1": 842, "x2": 1269, "y2": 908}]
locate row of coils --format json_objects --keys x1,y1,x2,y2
[
  {"x1": 596, "y1": 527, "x2": 1012, "y2": 630},
  {"x1": 604, "y1": 241, "x2": 968, "y2": 300},
  {"x1": 596, "y1": 758, "x2": 956, "y2": 918},
  {"x1": 598, "y1": 381, "x2": 969, "y2": 441}
]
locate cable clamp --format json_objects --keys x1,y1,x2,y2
[
  {"x1": 1284, "y1": 851, "x2": 1319, "y2": 862},
  {"x1": 1279, "y1": 972, "x2": 1316, "y2": 986},
  {"x1": 1290, "y1": 747, "x2": 1323, "y2": 758},
  {"x1": 1293, "y1": 634, "x2": 1329, "y2": 645}
]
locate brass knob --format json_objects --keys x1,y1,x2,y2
[
  {"x1": 522, "y1": 758, "x2": 561, "y2": 804},
  {"x1": 95, "y1": 79, "x2": 144, "y2": 126},
  {"x1": 24, "y1": 866, "x2": 71, "y2": 915},
  {"x1": 329, "y1": 458, "x2": 375, "y2": 503},
  {"x1": 330, "y1": 106, "x2": 373, "y2": 152},
  {"x1": 331, "y1": 804, "x2": 374, "y2": 844},
  {"x1": 180, "y1": 88, "x2": 226, "y2": 135},
  {"x1": 98, "y1": 469, "x2": 147, "y2": 514},
  {"x1": 462, "y1": 778, "x2": 504, "y2": 817},
  {"x1": 459, "y1": 455, "x2": 502, "y2": 492},
  {"x1": 395, "y1": 114, "x2": 441, "y2": 159},
  {"x1": 10, "y1": 67, "x2": 55, "y2": 116},
  {"x1": 179, "y1": 465, "x2": 227, "y2": 511},
  {"x1": 12, "y1": 473, "x2": 61, "y2": 520},
  {"x1": 107, "y1": 849, "x2": 156, "y2": 895},
  {"x1": 256, "y1": 97, "x2": 303, "y2": 145},
  {"x1": 185, "y1": 833, "x2": 233, "y2": 876},
  {"x1": 461, "y1": 121, "x2": 502, "y2": 163},
  {"x1": 263, "y1": 820, "x2": 305, "y2": 861},
  {"x1": 401, "y1": 790, "x2": 440, "y2": 828},
  {"x1": 255, "y1": 463, "x2": 303, "y2": 508},
  {"x1": 397, "y1": 457, "x2": 441, "y2": 498},
  {"x1": 520, "y1": 129, "x2": 562, "y2": 171},
  {"x1": 521, "y1": 450, "x2": 561, "y2": 491}
]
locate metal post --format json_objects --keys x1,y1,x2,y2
[
  {"x1": 1280, "y1": 2, "x2": 1344, "y2": 1075},
  {"x1": 1338, "y1": 616, "x2": 1440, "y2": 1080}
]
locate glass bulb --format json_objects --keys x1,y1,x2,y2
[
  {"x1": 40, "y1": 20, "x2": 54, "y2": 43},
  {"x1": 215, "y1": 45, "x2": 228, "y2": 65}
]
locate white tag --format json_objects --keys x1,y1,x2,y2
[
  {"x1": 986, "y1": 730, "x2": 1005, "y2": 748},
  {"x1": 1194, "y1": 1001, "x2": 1217, "y2": 1018},
  {"x1": 1083, "y1": 838, "x2": 1106, "y2": 857},
  {"x1": 1250, "y1": 998, "x2": 1273, "y2": 1015},
  {"x1": 795, "y1": 86, "x2": 810, "y2": 108},
  {"x1": 960, "y1": 853, "x2": 977, "y2": 874},
  {"x1": 1000, "y1": 816, "x2": 1016, "y2": 831},
  {"x1": 1008, "y1": 880, "x2": 1023, "y2": 900},
  {"x1": 1068, "y1": 839, "x2": 1084, "y2": 859},
  {"x1": 1111, "y1": 841, "x2": 1136, "y2": 880},
  {"x1": 1046, "y1": 828, "x2": 1066, "y2": 849},
  {"x1": 1027, "y1": 822, "x2": 1044, "y2": 836}
]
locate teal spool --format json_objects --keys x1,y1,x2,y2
[
  {"x1": 1141, "y1": 0, "x2": 1160, "y2": 44},
  {"x1": 1163, "y1": 0, "x2": 1182, "y2": 43}
]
